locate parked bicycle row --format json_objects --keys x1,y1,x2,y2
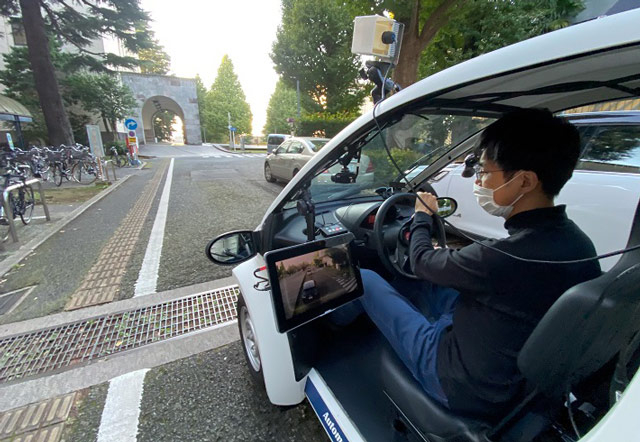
[
  {"x1": 0, "y1": 160, "x2": 38, "y2": 241},
  {"x1": 0, "y1": 144, "x2": 135, "y2": 187}
]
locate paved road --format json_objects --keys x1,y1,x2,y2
[{"x1": 0, "y1": 145, "x2": 332, "y2": 441}]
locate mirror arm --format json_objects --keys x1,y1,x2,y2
[{"x1": 296, "y1": 185, "x2": 316, "y2": 241}]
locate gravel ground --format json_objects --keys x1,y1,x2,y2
[{"x1": 137, "y1": 341, "x2": 327, "y2": 442}]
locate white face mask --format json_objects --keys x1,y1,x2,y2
[{"x1": 473, "y1": 172, "x2": 524, "y2": 218}]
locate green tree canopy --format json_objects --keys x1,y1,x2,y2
[
  {"x1": 152, "y1": 110, "x2": 177, "y2": 142},
  {"x1": 264, "y1": 79, "x2": 299, "y2": 135},
  {"x1": 0, "y1": 0, "x2": 154, "y2": 145},
  {"x1": 271, "y1": 0, "x2": 366, "y2": 114},
  {"x1": 203, "y1": 55, "x2": 252, "y2": 142},
  {"x1": 139, "y1": 32, "x2": 171, "y2": 75},
  {"x1": 418, "y1": 0, "x2": 584, "y2": 79},
  {"x1": 194, "y1": 74, "x2": 207, "y2": 139},
  {"x1": 66, "y1": 73, "x2": 137, "y2": 133}
]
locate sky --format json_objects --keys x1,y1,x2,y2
[{"x1": 140, "y1": 0, "x2": 283, "y2": 136}]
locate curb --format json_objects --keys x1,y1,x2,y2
[
  {"x1": 210, "y1": 144, "x2": 267, "y2": 155},
  {"x1": 0, "y1": 175, "x2": 132, "y2": 279}
]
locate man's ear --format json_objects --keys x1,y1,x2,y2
[{"x1": 520, "y1": 170, "x2": 540, "y2": 193}]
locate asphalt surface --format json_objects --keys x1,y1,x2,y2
[
  {"x1": 156, "y1": 155, "x2": 283, "y2": 292},
  {"x1": 137, "y1": 342, "x2": 326, "y2": 442},
  {"x1": 0, "y1": 146, "x2": 332, "y2": 441}
]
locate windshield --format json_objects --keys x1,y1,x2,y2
[
  {"x1": 304, "y1": 112, "x2": 493, "y2": 204},
  {"x1": 309, "y1": 139, "x2": 329, "y2": 152}
]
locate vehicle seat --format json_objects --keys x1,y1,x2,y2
[
  {"x1": 381, "y1": 346, "x2": 490, "y2": 441},
  {"x1": 381, "y1": 201, "x2": 640, "y2": 442}
]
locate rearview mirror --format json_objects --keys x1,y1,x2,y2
[
  {"x1": 206, "y1": 230, "x2": 257, "y2": 265},
  {"x1": 437, "y1": 197, "x2": 458, "y2": 218}
]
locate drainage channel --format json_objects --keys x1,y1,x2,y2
[{"x1": 0, "y1": 285, "x2": 239, "y2": 384}]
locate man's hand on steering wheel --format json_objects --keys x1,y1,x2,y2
[{"x1": 415, "y1": 191, "x2": 439, "y2": 216}]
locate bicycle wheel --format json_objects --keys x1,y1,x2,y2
[
  {"x1": 116, "y1": 156, "x2": 127, "y2": 168},
  {"x1": 53, "y1": 164, "x2": 64, "y2": 187},
  {"x1": 39, "y1": 164, "x2": 51, "y2": 182},
  {"x1": 72, "y1": 161, "x2": 83, "y2": 183},
  {"x1": 19, "y1": 186, "x2": 35, "y2": 225},
  {"x1": 0, "y1": 206, "x2": 9, "y2": 242},
  {"x1": 83, "y1": 160, "x2": 98, "y2": 184}
]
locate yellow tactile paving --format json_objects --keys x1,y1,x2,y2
[
  {"x1": 65, "y1": 160, "x2": 169, "y2": 310},
  {"x1": 0, "y1": 393, "x2": 74, "y2": 442}
]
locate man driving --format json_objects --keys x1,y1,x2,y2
[{"x1": 354, "y1": 108, "x2": 602, "y2": 418}]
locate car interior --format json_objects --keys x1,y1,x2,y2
[{"x1": 234, "y1": 36, "x2": 640, "y2": 442}]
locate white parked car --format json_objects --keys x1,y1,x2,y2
[
  {"x1": 206, "y1": 11, "x2": 640, "y2": 442},
  {"x1": 429, "y1": 111, "x2": 640, "y2": 270},
  {"x1": 264, "y1": 137, "x2": 330, "y2": 182}
]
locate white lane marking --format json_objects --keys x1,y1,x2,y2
[
  {"x1": 97, "y1": 159, "x2": 173, "y2": 442},
  {"x1": 97, "y1": 369, "x2": 149, "y2": 442},
  {"x1": 134, "y1": 158, "x2": 174, "y2": 297}
]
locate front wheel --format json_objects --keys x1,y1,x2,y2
[
  {"x1": 53, "y1": 164, "x2": 64, "y2": 187},
  {"x1": 0, "y1": 206, "x2": 9, "y2": 242},
  {"x1": 237, "y1": 294, "x2": 264, "y2": 386},
  {"x1": 264, "y1": 163, "x2": 276, "y2": 183},
  {"x1": 116, "y1": 156, "x2": 127, "y2": 168},
  {"x1": 19, "y1": 186, "x2": 35, "y2": 225}
]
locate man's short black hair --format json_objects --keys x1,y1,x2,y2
[{"x1": 480, "y1": 108, "x2": 580, "y2": 197}]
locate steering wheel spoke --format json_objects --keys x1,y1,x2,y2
[{"x1": 372, "y1": 192, "x2": 446, "y2": 280}]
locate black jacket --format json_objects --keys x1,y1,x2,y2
[{"x1": 409, "y1": 205, "x2": 601, "y2": 419}]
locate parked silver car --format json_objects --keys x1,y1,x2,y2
[{"x1": 264, "y1": 137, "x2": 330, "y2": 182}]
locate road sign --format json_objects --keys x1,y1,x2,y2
[
  {"x1": 230, "y1": 127, "x2": 237, "y2": 132},
  {"x1": 124, "y1": 118, "x2": 138, "y2": 130},
  {"x1": 128, "y1": 130, "x2": 136, "y2": 137}
]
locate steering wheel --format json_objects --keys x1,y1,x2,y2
[{"x1": 373, "y1": 192, "x2": 447, "y2": 279}]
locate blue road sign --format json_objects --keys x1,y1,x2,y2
[
  {"x1": 230, "y1": 127, "x2": 237, "y2": 132},
  {"x1": 125, "y1": 118, "x2": 138, "y2": 130}
]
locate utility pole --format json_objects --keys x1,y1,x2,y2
[
  {"x1": 228, "y1": 112, "x2": 234, "y2": 149},
  {"x1": 296, "y1": 78, "x2": 301, "y2": 121}
]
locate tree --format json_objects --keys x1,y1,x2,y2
[
  {"x1": 66, "y1": 73, "x2": 137, "y2": 134},
  {"x1": 195, "y1": 74, "x2": 207, "y2": 139},
  {"x1": 271, "y1": 0, "x2": 367, "y2": 114},
  {"x1": 418, "y1": 0, "x2": 584, "y2": 79},
  {"x1": 152, "y1": 110, "x2": 176, "y2": 142},
  {"x1": 264, "y1": 79, "x2": 299, "y2": 135},
  {"x1": 0, "y1": 0, "x2": 153, "y2": 145},
  {"x1": 139, "y1": 33, "x2": 171, "y2": 75},
  {"x1": 204, "y1": 55, "x2": 252, "y2": 142}
]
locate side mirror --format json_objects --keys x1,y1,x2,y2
[
  {"x1": 206, "y1": 230, "x2": 257, "y2": 265},
  {"x1": 436, "y1": 197, "x2": 458, "y2": 218}
]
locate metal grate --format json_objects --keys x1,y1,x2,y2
[{"x1": 0, "y1": 285, "x2": 239, "y2": 383}]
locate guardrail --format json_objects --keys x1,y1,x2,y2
[
  {"x1": 1, "y1": 179, "x2": 50, "y2": 243},
  {"x1": 101, "y1": 159, "x2": 117, "y2": 182}
]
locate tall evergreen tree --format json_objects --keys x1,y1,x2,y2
[
  {"x1": 194, "y1": 74, "x2": 207, "y2": 140},
  {"x1": 139, "y1": 31, "x2": 171, "y2": 75},
  {"x1": 264, "y1": 79, "x2": 299, "y2": 135},
  {"x1": 204, "y1": 55, "x2": 252, "y2": 142},
  {"x1": 0, "y1": 0, "x2": 153, "y2": 145},
  {"x1": 271, "y1": 0, "x2": 366, "y2": 114}
]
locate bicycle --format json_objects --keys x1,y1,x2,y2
[
  {"x1": 109, "y1": 146, "x2": 127, "y2": 168},
  {"x1": 0, "y1": 166, "x2": 36, "y2": 241},
  {"x1": 70, "y1": 146, "x2": 99, "y2": 184}
]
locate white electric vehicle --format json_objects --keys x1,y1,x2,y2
[{"x1": 207, "y1": 10, "x2": 640, "y2": 442}]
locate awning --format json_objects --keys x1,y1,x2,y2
[{"x1": 0, "y1": 95, "x2": 33, "y2": 123}]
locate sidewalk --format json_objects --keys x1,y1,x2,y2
[{"x1": 0, "y1": 163, "x2": 145, "y2": 278}]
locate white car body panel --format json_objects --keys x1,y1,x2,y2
[
  {"x1": 232, "y1": 256, "x2": 305, "y2": 405},
  {"x1": 230, "y1": 10, "x2": 640, "y2": 440},
  {"x1": 305, "y1": 369, "x2": 366, "y2": 442}
]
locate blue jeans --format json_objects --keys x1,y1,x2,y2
[{"x1": 332, "y1": 269, "x2": 459, "y2": 408}]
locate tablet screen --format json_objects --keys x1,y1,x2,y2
[{"x1": 265, "y1": 235, "x2": 363, "y2": 332}]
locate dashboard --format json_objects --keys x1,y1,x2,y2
[{"x1": 272, "y1": 200, "x2": 415, "y2": 252}]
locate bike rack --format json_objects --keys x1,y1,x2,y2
[
  {"x1": 1, "y1": 179, "x2": 51, "y2": 243},
  {"x1": 101, "y1": 159, "x2": 117, "y2": 182}
]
